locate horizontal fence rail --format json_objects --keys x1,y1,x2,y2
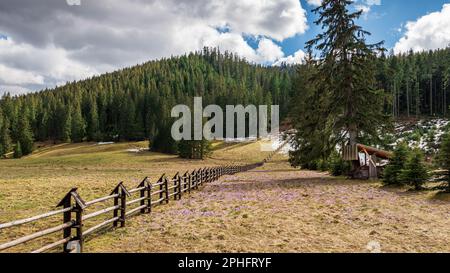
[{"x1": 0, "y1": 143, "x2": 287, "y2": 253}]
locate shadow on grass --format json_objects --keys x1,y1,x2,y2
[{"x1": 429, "y1": 191, "x2": 450, "y2": 202}]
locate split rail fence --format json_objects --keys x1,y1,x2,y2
[
  {"x1": 0, "y1": 164, "x2": 262, "y2": 253},
  {"x1": 0, "y1": 140, "x2": 288, "y2": 253}
]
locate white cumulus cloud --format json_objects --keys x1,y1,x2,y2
[
  {"x1": 273, "y1": 49, "x2": 306, "y2": 66},
  {"x1": 0, "y1": 0, "x2": 309, "y2": 94},
  {"x1": 306, "y1": 0, "x2": 322, "y2": 7},
  {"x1": 394, "y1": 3, "x2": 450, "y2": 54}
]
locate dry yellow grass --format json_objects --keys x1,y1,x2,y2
[
  {"x1": 0, "y1": 141, "x2": 269, "y2": 252},
  {"x1": 1, "y1": 141, "x2": 449, "y2": 253}
]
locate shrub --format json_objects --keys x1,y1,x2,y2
[
  {"x1": 317, "y1": 159, "x2": 329, "y2": 172},
  {"x1": 383, "y1": 143, "x2": 410, "y2": 186},
  {"x1": 437, "y1": 131, "x2": 450, "y2": 192},
  {"x1": 303, "y1": 160, "x2": 318, "y2": 171},
  {"x1": 14, "y1": 142, "x2": 22, "y2": 159},
  {"x1": 328, "y1": 152, "x2": 350, "y2": 176},
  {"x1": 399, "y1": 149, "x2": 430, "y2": 190}
]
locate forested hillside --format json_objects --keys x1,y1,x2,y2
[
  {"x1": 0, "y1": 48, "x2": 294, "y2": 156},
  {"x1": 378, "y1": 48, "x2": 450, "y2": 118},
  {"x1": 1, "y1": 45, "x2": 450, "y2": 159}
]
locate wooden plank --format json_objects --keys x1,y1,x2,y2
[
  {"x1": 128, "y1": 186, "x2": 146, "y2": 194},
  {"x1": 85, "y1": 194, "x2": 119, "y2": 206},
  {"x1": 82, "y1": 205, "x2": 120, "y2": 221},
  {"x1": 125, "y1": 205, "x2": 147, "y2": 217},
  {"x1": 0, "y1": 207, "x2": 72, "y2": 230},
  {"x1": 31, "y1": 237, "x2": 72, "y2": 254},
  {"x1": 126, "y1": 196, "x2": 147, "y2": 206},
  {"x1": 84, "y1": 217, "x2": 120, "y2": 237},
  {"x1": 0, "y1": 221, "x2": 74, "y2": 251}
]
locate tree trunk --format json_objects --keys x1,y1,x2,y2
[
  {"x1": 430, "y1": 74, "x2": 433, "y2": 116},
  {"x1": 406, "y1": 81, "x2": 410, "y2": 117},
  {"x1": 348, "y1": 123, "x2": 359, "y2": 174}
]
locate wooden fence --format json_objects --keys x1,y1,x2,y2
[
  {"x1": 0, "y1": 163, "x2": 263, "y2": 253},
  {"x1": 0, "y1": 140, "x2": 289, "y2": 253}
]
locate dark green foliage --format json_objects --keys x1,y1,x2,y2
[
  {"x1": 149, "y1": 122, "x2": 178, "y2": 154},
  {"x1": 70, "y1": 101, "x2": 86, "y2": 143},
  {"x1": 0, "y1": 112, "x2": 12, "y2": 157},
  {"x1": 178, "y1": 139, "x2": 212, "y2": 160},
  {"x1": 383, "y1": 143, "x2": 410, "y2": 185},
  {"x1": 399, "y1": 149, "x2": 430, "y2": 190},
  {"x1": 385, "y1": 48, "x2": 450, "y2": 118},
  {"x1": 317, "y1": 159, "x2": 329, "y2": 172},
  {"x1": 13, "y1": 142, "x2": 22, "y2": 158},
  {"x1": 290, "y1": 0, "x2": 390, "y2": 169},
  {"x1": 328, "y1": 152, "x2": 351, "y2": 176},
  {"x1": 16, "y1": 109, "x2": 34, "y2": 156},
  {"x1": 437, "y1": 131, "x2": 450, "y2": 191}
]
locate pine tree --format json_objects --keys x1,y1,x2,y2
[
  {"x1": 399, "y1": 149, "x2": 429, "y2": 190},
  {"x1": 178, "y1": 139, "x2": 212, "y2": 159},
  {"x1": 383, "y1": 143, "x2": 410, "y2": 186},
  {"x1": 71, "y1": 101, "x2": 86, "y2": 143},
  {"x1": 13, "y1": 141, "x2": 22, "y2": 159},
  {"x1": 17, "y1": 109, "x2": 34, "y2": 156},
  {"x1": 437, "y1": 131, "x2": 450, "y2": 191},
  {"x1": 0, "y1": 115, "x2": 12, "y2": 158},
  {"x1": 291, "y1": 0, "x2": 389, "y2": 173},
  {"x1": 289, "y1": 52, "x2": 334, "y2": 167},
  {"x1": 0, "y1": 112, "x2": 4, "y2": 157},
  {"x1": 86, "y1": 95, "x2": 100, "y2": 141}
]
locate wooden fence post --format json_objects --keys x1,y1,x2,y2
[
  {"x1": 205, "y1": 168, "x2": 210, "y2": 183},
  {"x1": 183, "y1": 171, "x2": 190, "y2": 193},
  {"x1": 57, "y1": 188, "x2": 86, "y2": 253},
  {"x1": 157, "y1": 174, "x2": 165, "y2": 205},
  {"x1": 172, "y1": 172, "x2": 180, "y2": 200},
  {"x1": 191, "y1": 170, "x2": 196, "y2": 190},
  {"x1": 195, "y1": 169, "x2": 200, "y2": 189},
  {"x1": 138, "y1": 177, "x2": 150, "y2": 214},
  {"x1": 190, "y1": 170, "x2": 196, "y2": 192},
  {"x1": 111, "y1": 182, "x2": 130, "y2": 228},
  {"x1": 147, "y1": 183, "x2": 152, "y2": 213},
  {"x1": 113, "y1": 186, "x2": 120, "y2": 228},
  {"x1": 202, "y1": 168, "x2": 207, "y2": 184},
  {"x1": 177, "y1": 174, "x2": 182, "y2": 200},
  {"x1": 164, "y1": 176, "x2": 169, "y2": 204}
]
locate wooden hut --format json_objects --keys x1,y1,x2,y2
[{"x1": 343, "y1": 144, "x2": 393, "y2": 180}]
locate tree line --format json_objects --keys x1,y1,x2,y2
[
  {"x1": 378, "y1": 48, "x2": 450, "y2": 118},
  {"x1": 0, "y1": 48, "x2": 294, "y2": 158}
]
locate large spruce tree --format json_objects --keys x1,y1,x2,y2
[
  {"x1": 290, "y1": 0, "x2": 389, "y2": 172},
  {"x1": 16, "y1": 108, "x2": 34, "y2": 156}
]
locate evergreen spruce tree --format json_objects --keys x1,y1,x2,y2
[
  {"x1": 71, "y1": 101, "x2": 86, "y2": 143},
  {"x1": 14, "y1": 141, "x2": 22, "y2": 159},
  {"x1": 291, "y1": 0, "x2": 388, "y2": 174},
  {"x1": 399, "y1": 149, "x2": 429, "y2": 190},
  {"x1": 0, "y1": 112, "x2": 4, "y2": 157},
  {"x1": 17, "y1": 109, "x2": 34, "y2": 156},
  {"x1": 437, "y1": 131, "x2": 450, "y2": 191},
  {"x1": 86, "y1": 95, "x2": 101, "y2": 141},
  {"x1": 383, "y1": 143, "x2": 410, "y2": 185},
  {"x1": 0, "y1": 116, "x2": 12, "y2": 158},
  {"x1": 62, "y1": 106, "x2": 72, "y2": 142}
]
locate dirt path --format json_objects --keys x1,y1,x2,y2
[{"x1": 86, "y1": 157, "x2": 450, "y2": 253}]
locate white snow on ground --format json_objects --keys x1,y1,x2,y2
[
  {"x1": 391, "y1": 118, "x2": 449, "y2": 153},
  {"x1": 126, "y1": 148, "x2": 149, "y2": 153},
  {"x1": 96, "y1": 142, "x2": 115, "y2": 145}
]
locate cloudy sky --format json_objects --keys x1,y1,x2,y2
[{"x1": 1, "y1": 0, "x2": 450, "y2": 95}]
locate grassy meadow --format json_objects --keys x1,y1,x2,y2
[{"x1": 0, "y1": 141, "x2": 449, "y2": 253}]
